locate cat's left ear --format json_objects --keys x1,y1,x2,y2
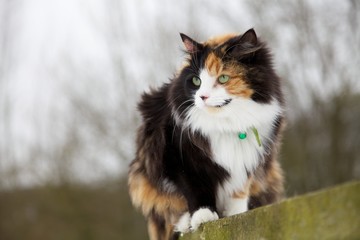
[
  {"x1": 239, "y1": 28, "x2": 258, "y2": 46},
  {"x1": 180, "y1": 33, "x2": 203, "y2": 53},
  {"x1": 226, "y1": 28, "x2": 262, "y2": 58}
]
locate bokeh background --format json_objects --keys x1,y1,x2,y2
[{"x1": 0, "y1": 0, "x2": 359, "y2": 239}]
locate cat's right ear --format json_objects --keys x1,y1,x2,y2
[{"x1": 180, "y1": 33, "x2": 202, "y2": 53}]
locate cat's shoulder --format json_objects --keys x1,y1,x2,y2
[{"x1": 138, "y1": 83, "x2": 171, "y2": 125}]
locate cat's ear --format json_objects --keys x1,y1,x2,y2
[
  {"x1": 226, "y1": 28, "x2": 262, "y2": 58},
  {"x1": 240, "y1": 28, "x2": 258, "y2": 46},
  {"x1": 180, "y1": 33, "x2": 203, "y2": 53}
]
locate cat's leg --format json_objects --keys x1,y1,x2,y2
[
  {"x1": 222, "y1": 178, "x2": 252, "y2": 217},
  {"x1": 174, "y1": 179, "x2": 219, "y2": 232},
  {"x1": 148, "y1": 211, "x2": 174, "y2": 240},
  {"x1": 187, "y1": 189, "x2": 219, "y2": 231},
  {"x1": 223, "y1": 193, "x2": 249, "y2": 217},
  {"x1": 188, "y1": 186, "x2": 220, "y2": 230}
]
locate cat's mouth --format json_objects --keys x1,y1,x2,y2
[{"x1": 215, "y1": 98, "x2": 232, "y2": 108}]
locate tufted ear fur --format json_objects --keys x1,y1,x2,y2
[
  {"x1": 239, "y1": 28, "x2": 258, "y2": 46},
  {"x1": 224, "y1": 28, "x2": 263, "y2": 58},
  {"x1": 180, "y1": 33, "x2": 203, "y2": 53}
]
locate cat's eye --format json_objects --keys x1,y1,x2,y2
[
  {"x1": 218, "y1": 75, "x2": 230, "y2": 84},
  {"x1": 192, "y1": 77, "x2": 201, "y2": 87}
]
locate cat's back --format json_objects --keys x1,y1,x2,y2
[{"x1": 137, "y1": 83, "x2": 171, "y2": 129}]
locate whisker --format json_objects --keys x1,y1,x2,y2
[{"x1": 173, "y1": 99, "x2": 194, "y2": 117}]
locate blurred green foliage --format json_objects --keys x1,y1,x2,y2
[
  {"x1": 0, "y1": 180, "x2": 148, "y2": 240},
  {"x1": 282, "y1": 90, "x2": 360, "y2": 196}
]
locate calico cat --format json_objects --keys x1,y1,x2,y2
[{"x1": 128, "y1": 28, "x2": 285, "y2": 240}]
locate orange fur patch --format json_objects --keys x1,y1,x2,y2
[
  {"x1": 205, "y1": 52, "x2": 222, "y2": 76},
  {"x1": 249, "y1": 159, "x2": 284, "y2": 198},
  {"x1": 128, "y1": 171, "x2": 187, "y2": 217},
  {"x1": 147, "y1": 216, "x2": 174, "y2": 240},
  {"x1": 224, "y1": 75, "x2": 253, "y2": 98},
  {"x1": 205, "y1": 33, "x2": 238, "y2": 48},
  {"x1": 147, "y1": 219, "x2": 159, "y2": 240},
  {"x1": 249, "y1": 179, "x2": 264, "y2": 196},
  {"x1": 232, "y1": 177, "x2": 252, "y2": 199},
  {"x1": 129, "y1": 170, "x2": 186, "y2": 240},
  {"x1": 204, "y1": 52, "x2": 254, "y2": 99},
  {"x1": 266, "y1": 160, "x2": 284, "y2": 194},
  {"x1": 232, "y1": 191, "x2": 248, "y2": 199}
]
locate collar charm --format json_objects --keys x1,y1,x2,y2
[
  {"x1": 238, "y1": 127, "x2": 262, "y2": 147},
  {"x1": 238, "y1": 132, "x2": 247, "y2": 140}
]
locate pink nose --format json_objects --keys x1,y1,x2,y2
[{"x1": 200, "y1": 95, "x2": 209, "y2": 101}]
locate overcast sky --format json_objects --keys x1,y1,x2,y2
[{"x1": 1, "y1": 0, "x2": 254, "y2": 187}]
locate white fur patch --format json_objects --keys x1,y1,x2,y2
[
  {"x1": 175, "y1": 212, "x2": 191, "y2": 233},
  {"x1": 190, "y1": 208, "x2": 219, "y2": 231},
  {"x1": 186, "y1": 98, "x2": 281, "y2": 194},
  {"x1": 216, "y1": 187, "x2": 249, "y2": 217},
  {"x1": 185, "y1": 67, "x2": 283, "y2": 215},
  {"x1": 195, "y1": 70, "x2": 228, "y2": 108},
  {"x1": 188, "y1": 96, "x2": 282, "y2": 134},
  {"x1": 223, "y1": 195, "x2": 249, "y2": 217}
]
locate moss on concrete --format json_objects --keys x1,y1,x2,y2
[{"x1": 180, "y1": 181, "x2": 360, "y2": 240}]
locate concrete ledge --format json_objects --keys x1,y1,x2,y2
[{"x1": 180, "y1": 181, "x2": 360, "y2": 240}]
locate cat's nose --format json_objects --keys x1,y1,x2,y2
[{"x1": 200, "y1": 95, "x2": 209, "y2": 101}]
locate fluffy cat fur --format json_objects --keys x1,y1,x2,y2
[{"x1": 128, "y1": 29, "x2": 285, "y2": 240}]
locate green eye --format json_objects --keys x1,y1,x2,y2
[
  {"x1": 218, "y1": 75, "x2": 230, "y2": 84},
  {"x1": 192, "y1": 77, "x2": 201, "y2": 86}
]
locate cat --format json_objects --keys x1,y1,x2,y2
[{"x1": 128, "y1": 28, "x2": 285, "y2": 240}]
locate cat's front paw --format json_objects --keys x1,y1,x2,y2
[
  {"x1": 175, "y1": 212, "x2": 191, "y2": 233},
  {"x1": 190, "y1": 208, "x2": 219, "y2": 231}
]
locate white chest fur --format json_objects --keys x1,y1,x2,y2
[
  {"x1": 185, "y1": 97, "x2": 282, "y2": 215},
  {"x1": 186, "y1": 98, "x2": 282, "y2": 186},
  {"x1": 209, "y1": 127, "x2": 268, "y2": 217},
  {"x1": 210, "y1": 128, "x2": 270, "y2": 216},
  {"x1": 210, "y1": 130, "x2": 263, "y2": 194}
]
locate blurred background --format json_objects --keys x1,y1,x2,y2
[{"x1": 0, "y1": 0, "x2": 359, "y2": 239}]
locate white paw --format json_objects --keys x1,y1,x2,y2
[
  {"x1": 190, "y1": 208, "x2": 219, "y2": 231},
  {"x1": 174, "y1": 212, "x2": 191, "y2": 233}
]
